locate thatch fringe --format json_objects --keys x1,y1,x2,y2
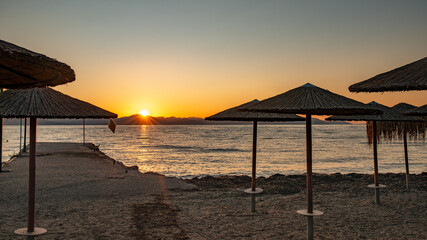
[
  {"x1": 366, "y1": 121, "x2": 426, "y2": 144},
  {"x1": 326, "y1": 102, "x2": 426, "y2": 144}
]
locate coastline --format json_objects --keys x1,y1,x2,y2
[
  {"x1": 2, "y1": 124, "x2": 425, "y2": 177},
  {"x1": 0, "y1": 143, "x2": 425, "y2": 239},
  {"x1": 183, "y1": 172, "x2": 426, "y2": 193}
]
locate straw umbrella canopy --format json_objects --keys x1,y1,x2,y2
[
  {"x1": 0, "y1": 39, "x2": 76, "y2": 173},
  {"x1": 242, "y1": 83, "x2": 381, "y2": 240},
  {"x1": 0, "y1": 88, "x2": 117, "y2": 118},
  {"x1": 0, "y1": 39, "x2": 75, "y2": 89},
  {"x1": 206, "y1": 99, "x2": 304, "y2": 212},
  {"x1": 206, "y1": 99, "x2": 304, "y2": 122},
  {"x1": 0, "y1": 87, "x2": 117, "y2": 237},
  {"x1": 391, "y1": 103, "x2": 417, "y2": 113},
  {"x1": 326, "y1": 102, "x2": 423, "y2": 198},
  {"x1": 405, "y1": 104, "x2": 427, "y2": 117},
  {"x1": 349, "y1": 57, "x2": 427, "y2": 92},
  {"x1": 326, "y1": 101, "x2": 421, "y2": 122}
]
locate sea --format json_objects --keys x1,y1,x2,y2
[{"x1": 2, "y1": 124, "x2": 426, "y2": 178}]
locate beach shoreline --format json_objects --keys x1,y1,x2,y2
[
  {"x1": 0, "y1": 142, "x2": 425, "y2": 239},
  {"x1": 183, "y1": 172, "x2": 426, "y2": 193}
]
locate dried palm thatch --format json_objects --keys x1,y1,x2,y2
[
  {"x1": 206, "y1": 99, "x2": 304, "y2": 122},
  {"x1": 241, "y1": 83, "x2": 381, "y2": 236},
  {"x1": 366, "y1": 121, "x2": 425, "y2": 144},
  {"x1": 0, "y1": 39, "x2": 75, "y2": 89},
  {"x1": 326, "y1": 102, "x2": 425, "y2": 143},
  {"x1": 0, "y1": 87, "x2": 117, "y2": 119},
  {"x1": 326, "y1": 101, "x2": 418, "y2": 122},
  {"x1": 404, "y1": 104, "x2": 427, "y2": 117},
  {"x1": 242, "y1": 83, "x2": 381, "y2": 115},
  {"x1": 391, "y1": 102, "x2": 417, "y2": 113},
  {"x1": 349, "y1": 57, "x2": 427, "y2": 92},
  {"x1": 388, "y1": 103, "x2": 427, "y2": 141}
]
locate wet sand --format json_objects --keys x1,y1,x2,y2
[{"x1": 0, "y1": 142, "x2": 425, "y2": 239}]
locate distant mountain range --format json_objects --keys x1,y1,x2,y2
[{"x1": 3, "y1": 114, "x2": 349, "y2": 125}]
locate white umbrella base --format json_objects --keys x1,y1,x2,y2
[
  {"x1": 297, "y1": 209, "x2": 324, "y2": 216},
  {"x1": 367, "y1": 184, "x2": 386, "y2": 189},
  {"x1": 14, "y1": 227, "x2": 47, "y2": 236},
  {"x1": 244, "y1": 188, "x2": 263, "y2": 194}
]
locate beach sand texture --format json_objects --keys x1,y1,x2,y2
[
  {"x1": 0, "y1": 142, "x2": 195, "y2": 239},
  {"x1": 0, "y1": 142, "x2": 425, "y2": 239}
]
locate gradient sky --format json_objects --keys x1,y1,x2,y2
[{"x1": 1, "y1": 0, "x2": 426, "y2": 117}]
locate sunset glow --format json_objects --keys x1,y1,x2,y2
[
  {"x1": 139, "y1": 109, "x2": 150, "y2": 117},
  {"x1": 1, "y1": 1, "x2": 426, "y2": 118}
]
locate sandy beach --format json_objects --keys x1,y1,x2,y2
[{"x1": 0, "y1": 143, "x2": 426, "y2": 239}]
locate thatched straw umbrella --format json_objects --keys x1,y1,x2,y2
[
  {"x1": 326, "y1": 102, "x2": 423, "y2": 201},
  {"x1": 391, "y1": 103, "x2": 416, "y2": 113},
  {"x1": 0, "y1": 87, "x2": 117, "y2": 237},
  {"x1": 206, "y1": 99, "x2": 304, "y2": 212},
  {"x1": 390, "y1": 103, "x2": 426, "y2": 189},
  {"x1": 0, "y1": 39, "x2": 75, "y2": 89},
  {"x1": 0, "y1": 39, "x2": 76, "y2": 173},
  {"x1": 405, "y1": 104, "x2": 427, "y2": 116},
  {"x1": 349, "y1": 57, "x2": 427, "y2": 92},
  {"x1": 242, "y1": 83, "x2": 380, "y2": 240},
  {"x1": 347, "y1": 57, "x2": 426, "y2": 191}
]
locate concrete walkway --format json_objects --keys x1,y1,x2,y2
[{"x1": 0, "y1": 142, "x2": 195, "y2": 239}]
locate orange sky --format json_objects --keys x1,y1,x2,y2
[{"x1": 1, "y1": 1, "x2": 426, "y2": 118}]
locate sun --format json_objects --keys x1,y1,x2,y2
[{"x1": 139, "y1": 109, "x2": 150, "y2": 117}]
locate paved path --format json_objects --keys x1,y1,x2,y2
[{"x1": 0, "y1": 142, "x2": 195, "y2": 239}]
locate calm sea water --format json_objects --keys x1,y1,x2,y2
[{"x1": 2, "y1": 124, "x2": 426, "y2": 178}]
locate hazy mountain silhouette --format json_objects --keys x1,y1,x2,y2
[
  {"x1": 3, "y1": 114, "x2": 348, "y2": 125},
  {"x1": 114, "y1": 114, "x2": 215, "y2": 125}
]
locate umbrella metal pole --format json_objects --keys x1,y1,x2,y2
[
  {"x1": 306, "y1": 115, "x2": 313, "y2": 213},
  {"x1": 14, "y1": 113, "x2": 47, "y2": 237},
  {"x1": 28, "y1": 118, "x2": 37, "y2": 232},
  {"x1": 297, "y1": 115, "x2": 323, "y2": 239},
  {"x1": 0, "y1": 88, "x2": 2, "y2": 171},
  {"x1": 83, "y1": 119, "x2": 85, "y2": 146},
  {"x1": 0, "y1": 118, "x2": 2, "y2": 172},
  {"x1": 0, "y1": 89, "x2": 2, "y2": 171},
  {"x1": 306, "y1": 114, "x2": 314, "y2": 240},
  {"x1": 251, "y1": 121, "x2": 257, "y2": 212},
  {"x1": 244, "y1": 121, "x2": 262, "y2": 213},
  {"x1": 373, "y1": 121, "x2": 380, "y2": 205},
  {"x1": 403, "y1": 131, "x2": 409, "y2": 189},
  {"x1": 23, "y1": 118, "x2": 27, "y2": 153},
  {"x1": 20, "y1": 119, "x2": 23, "y2": 153}
]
